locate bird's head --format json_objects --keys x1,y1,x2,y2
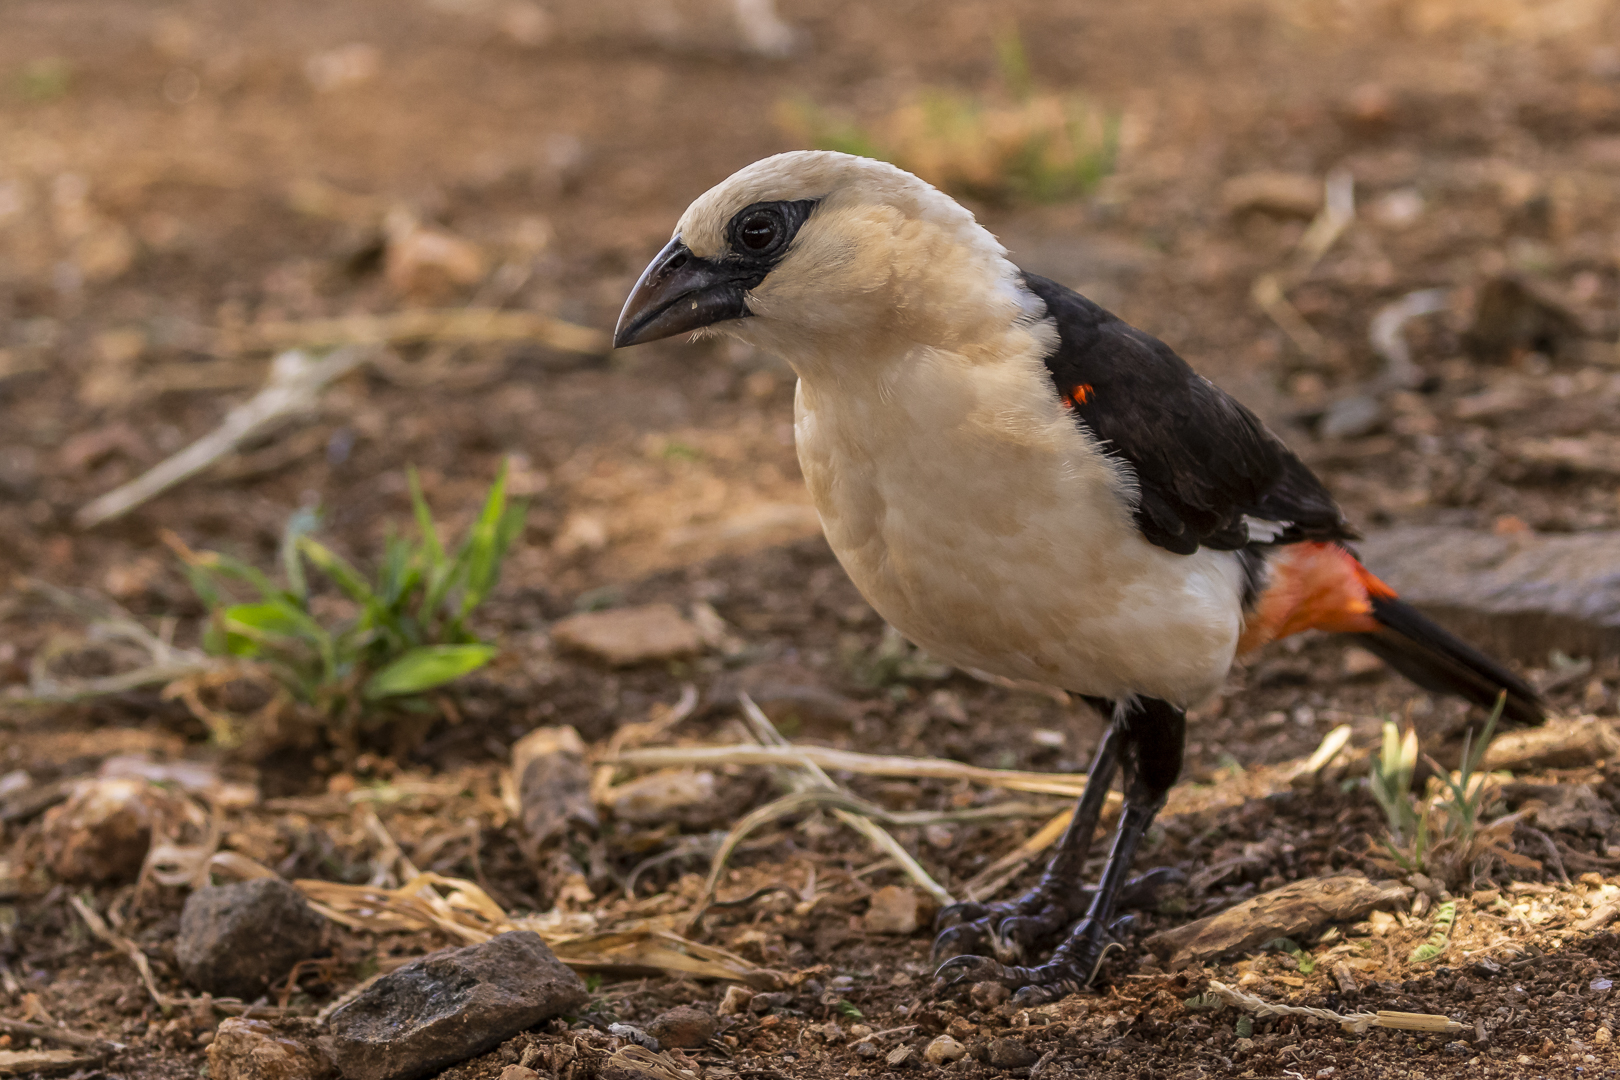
[{"x1": 614, "y1": 151, "x2": 1036, "y2": 365}]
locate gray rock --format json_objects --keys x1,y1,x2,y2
[
  {"x1": 1356, "y1": 527, "x2": 1620, "y2": 662},
  {"x1": 319, "y1": 931, "x2": 587, "y2": 1080},
  {"x1": 177, "y1": 879, "x2": 327, "y2": 999}
]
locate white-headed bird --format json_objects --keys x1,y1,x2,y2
[{"x1": 614, "y1": 151, "x2": 1541, "y2": 1004}]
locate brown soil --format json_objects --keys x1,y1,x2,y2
[{"x1": 4, "y1": 1, "x2": 1620, "y2": 1077}]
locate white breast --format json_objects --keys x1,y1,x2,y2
[{"x1": 792, "y1": 343, "x2": 1247, "y2": 707}]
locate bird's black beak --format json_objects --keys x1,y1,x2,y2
[{"x1": 613, "y1": 237, "x2": 757, "y2": 348}]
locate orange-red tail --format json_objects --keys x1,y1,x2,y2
[{"x1": 1240, "y1": 542, "x2": 1543, "y2": 725}]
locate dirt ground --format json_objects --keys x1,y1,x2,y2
[{"x1": 5, "y1": 0, "x2": 1620, "y2": 1077}]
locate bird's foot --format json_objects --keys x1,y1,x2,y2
[
  {"x1": 931, "y1": 867, "x2": 1182, "y2": 965},
  {"x1": 934, "y1": 915, "x2": 1134, "y2": 1006}
]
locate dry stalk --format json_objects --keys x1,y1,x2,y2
[
  {"x1": 75, "y1": 347, "x2": 372, "y2": 528},
  {"x1": 0, "y1": 1017, "x2": 123, "y2": 1055},
  {"x1": 733, "y1": 693, "x2": 954, "y2": 907},
  {"x1": 6, "y1": 580, "x2": 218, "y2": 705},
  {"x1": 611, "y1": 742, "x2": 1096, "y2": 798},
  {"x1": 1250, "y1": 168, "x2": 1354, "y2": 358},
  {"x1": 1207, "y1": 979, "x2": 1469, "y2": 1036}
]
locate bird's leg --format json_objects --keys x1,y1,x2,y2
[
  {"x1": 935, "y1": 698, "x2": 1185, "y2": 1003},
  {"x1": 932, "y1": 718, "x2": 1123, "y2": 964}
]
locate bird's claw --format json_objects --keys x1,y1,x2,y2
[
  {"x1": 932, "y1": 914, "x2": 1140, "y2": 1003},
  {"x1": 930, "y1": 868, "x2": 1184, "y2": 966}
]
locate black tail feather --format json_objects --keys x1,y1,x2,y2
[{"x1": 1355, "y1": 595, "x2": 1544, "y2": 726}]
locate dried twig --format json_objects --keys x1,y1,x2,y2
[
  {"x1": 69, "y1": 895, "x2": 172, "y2": 1013},
  {"x1": 75, "y1": 347, "x2": 371, "y2": 528},
  {"x1": 732, "y1": 694, "x2": 954, "y2": 907},
  {"x1": 5, "y1": 580, "x2": 217, "y2": 705},
  {"x1": 1207, "y1": 979, "x2": 1469, "y2": 1036},
  {"x1": 611, "y1": 742, "x2": 1097, "y2": 798},
  {"x1": 1250, "y1": 168, "x2": 1355, "y2": 358},
  {"x1": 0, "y1": 1017, "x2": 123, "y2": 1055}
]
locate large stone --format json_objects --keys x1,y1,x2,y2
[
  {"x1": 177, "y1": 878, "x2": 328, "y2": 999},
  {"x1": 549, "y1": 604, "x2": 703, "y2": 666},
  {"x1": 319, "y1": 931, "x2": 588, "y2": 1080},
  {"x1": 207, "y1": 1018, "x2": 336, "y2": 1080},
  {"x1": 1356, "y1": 526, "x2": 1620, "y2": 662}
]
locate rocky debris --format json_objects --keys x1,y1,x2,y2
[
  {"x1": 1144, "y1": 874, "x2": 1412, "y2": 970},
  {"x1": 863, "y1": 885, "x2": 925, "y2": 935},
  {"x1": 853, "y1": 1040, "x2": 881, "y2": 1059},
  {"x1": 549, "y1": 604, "x2": 703, "y2": 666},
  {"x1": 177, "y1": 878, "x2": 329, "y2": 999},
  {"x1": 1356, "y1": 527, "x2": 1620, "y2": 662},
  {"x1": 511, "y1": 725, "x2": 597, "y2": 855},
  {"x1": 207, "y1": 1018, "x2": 336, "y2": 1080},
  {"x1": 319, "y1": 931, "x2": 587, "y2": 1080},
  {"x1": 717, "y1": 985, "x2": 754, "y2": 1015},
  {"x1": 382, "y1": 211, "x2": 487, "y2": 302},
  {"x1": 1220, "y1": 172, "x2": 1323, "y2": 218},
  {"x1": 499, "y1": 1068, "x2": 541, "y2": 1080},
  {"x1": 984, "y1": 1038, "x2": 1039, "y2": 1069},
  {"x1": 1464, "y1": 274, "x2": 1592, "y2": 364},
  {"x1": 1515, "y1": 434, "x2": 1620, "y2": 478},
  {"x1": 40, "y1": 777, "x2": 202, "y2": 884},
  {"x1": 923, "y1": 1035, "x2": 966, "y2": 1065},
  {"x1": 969, "y1": 981, "x2": 1011, "y2": 1011},
  {"x1": 645, "y1": 1004, "x2": 717, "y2": 1049},
  {"x1": 747, "y1": 991, "x2": 793, "y2": 1013},
  {"x1": 886, "y1": 1044, "x2": 918, "y2": 1069},
  {"x1": 720, "y1": 660, "x2": 859, "y2": 729},
  {"x1": 607, "y1": 768, "x2": 717, "y2": 825}
]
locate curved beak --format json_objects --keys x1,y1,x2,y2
[{"x1": 613, "y1": 237, "x2": 757, "y2": 348}]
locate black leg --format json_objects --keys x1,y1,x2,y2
[
  {"x1": 934, "y1": 697, "x2": 1186, "y2": 1003},
  {"x1": 932, "y1": 712, "x2": 1124, "y2": 963}
]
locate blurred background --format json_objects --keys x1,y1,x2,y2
[{"x1": 4, "y1": 0, "x2": 1620, "y2": 769}]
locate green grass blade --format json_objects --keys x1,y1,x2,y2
[
  {"x1": 279, "y1": 507, "x2": 320, "y2": 603},
  {"x1": 296, "y1": 538, "x2": 376, "y2": 604},
  {"x1": 361, "y1": 643, "x2": 497, "y2": 700},
  {"x1": 408, "y1": 466, "x2": 445, "y2": 565}
]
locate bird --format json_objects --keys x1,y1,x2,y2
[{"x1": 612, "y1": 150, "x2": 1543, "y2": 1005}]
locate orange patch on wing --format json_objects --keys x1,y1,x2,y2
[
  {"x1": 1237, "y1": 542, "x2": 1390, "y2": 655},
  {"x1": 1071, "y1": 383, "x2": 1094, "y2": 403}
]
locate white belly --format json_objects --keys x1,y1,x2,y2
[{"x1": 793, "y1": 356, "x2": 1246, "y2": 707}]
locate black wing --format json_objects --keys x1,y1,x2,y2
[{"x1": 1022, "y1": 272, "x2": 1354, "y2": 556}]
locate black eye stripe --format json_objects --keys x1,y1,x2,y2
[{"x1": 724, "y1": 199, "x2": 819, "y2": 263}]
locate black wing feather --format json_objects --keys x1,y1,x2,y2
[{"x1": 1022, "y1": 272, "x2": 1354, "y2": 555}]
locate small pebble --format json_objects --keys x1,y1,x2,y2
[
  {"x1": 748, "y1": 991, "x2": 793, "y2": 1013},
  {"x1": 854, "y1": 1041, "x2": 881, "y2": 1059},
  {"x1": 718, "y1": 985, "x2": 754, "y2": 1016},
  {"x1": 970, "y1": 982, "x2": 1011, "y2": 1011},
  {"x1": 923, "y1": 1036, "x2": 965, "y2": 1065},
  {"x1": 985, "y1": 1038, "x2": 1038, "y2": 1069},
  {"x1": 646, "y1": 1004, "x2": 716, "y2": 1049},
  {"x1": 500, "y1": 1068, "x2": 540, "y2": 1080}
]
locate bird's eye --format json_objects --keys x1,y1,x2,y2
[{"x1": 738, "y1": 211, "x2": 781, "y2": 253}]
